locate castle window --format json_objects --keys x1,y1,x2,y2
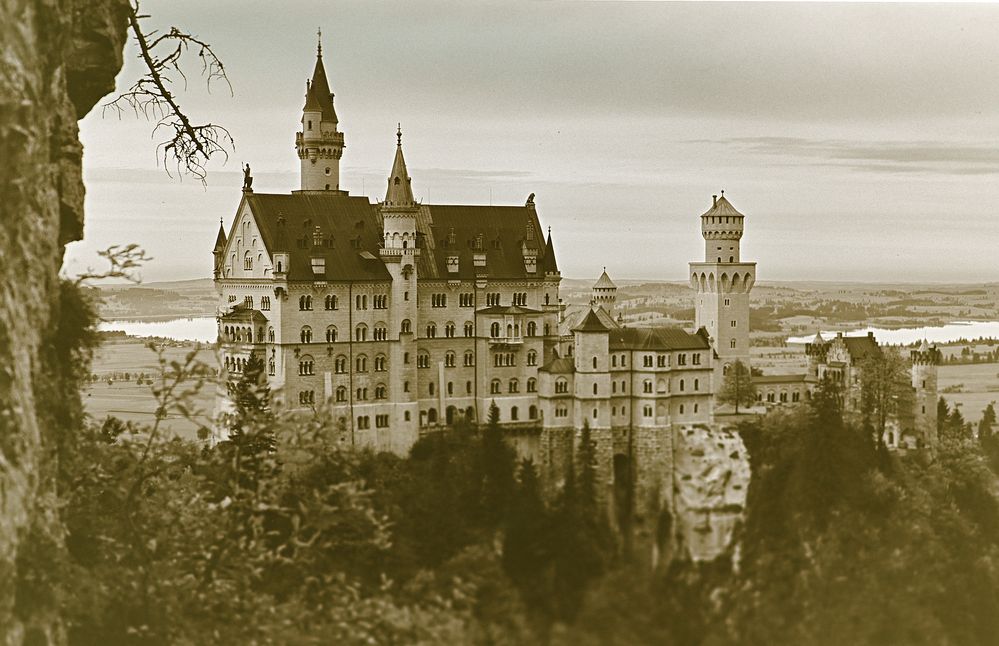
[
  {"x1": 260, "y1": 296, "x2": 270, "y2": 311},
  {"x1": 679, "y1": 379, "x2": 685, "y2": 392},
  {"x1": 658, "y1": 355, "x2": 667, "y2": 368},
  {"x1": 374, "y1": 295, "x2": 387, "y2": 309},
  {"x1": 731, "y1": 320, "x2": 737, "y2": 328},
  {"x1": 527, "y1": 378, "x2": 537, "y2": 393},
  {"x1": 679, "y1": 404, "x2": 685, "y2": 415},
  {"x1": 464, "y1": 322, "x2": 474, "y2": 337},
  {"x1": 678, "y1": 353, "x2": 687, "y2": 366},
  {"x1": 593, "y1": 408, "x2": 598, "y2": 419},
  {"x1": 694, "y1": 403, "x2": 699, "y2": 414},
  {"x1": 401, "y1": 319, "x2": 412, "y2": 334},
  {"x1": 445, "y1": 323, "x2": 456, "y2": 338},
  {"x1": 592, "y1": 383, "x2": 598, "y2": 395},
  {"x1": 299, "y1": 390, "x2": 315, "y2": 406},
  {"x1": 357, "y1": 416, "x2": 369, "y2": 429},
  {"x1": 509, "y1": 379, "x2": 519, "y2": 393},
  {"x1": 336, "y1": 386, "x2": 346, "y2": 402},
  {"x1": 779, "y1": 392, "x2": 787, "y2": 403},
  {"x1": 426, "y1": 323, "x2": 437, "y2": 338},
  {"x1": 356, "y1": 388, "x2": 368, "y2": 401},
  {"x1": 417, "y1": 352, "x2": 430, "y2": 369},
  {"x1": 464, "y1": 351, "x2": 474, "y2": 367},
  {"x1": 374, "y1": 325, "x2": 387, "y2": 341},
  {"x1": 376, "y1": 414, "x2": 389, "y2": 428},
  {"x1": 447, "y1": 381, "x2": 454, "y2": 396},
  {"x1": 491, "y1": 379, "x2": 502, "y2": 394},
  {"x1": 644, "y1": 380, "x2": 652, "y2": 394},
  {"x1": 307, "y1": 120, "x2": 312, "y2": 130},
  {"x1": 335, "y1": 355, "x2": 347, "y2": 373},
  {"x1": 592, "y1": 357, "x2": 598, "y2": 369},
  {"x1": 445, "y1": 351, "x2": 456, "y2": 367},
  {"x1": 529, "y1": 405, "x2": 537, "y2": 420},
  {"x1": 511, "y1": 406, "x2": 519, "y2": 421},
  {"x1": 355, "y1": 355, "x2": 368, "y2": 372},
  {"x1": 374, "y1": 355, "x2": 386, "y2": 371},
  {"x1": 268, "y1": 357, "x2": 275, "y2": 375},
  {"x1": 466, "y1": 380, "x2": 472, "y2": 394},
  {"x1": 527, "y1": 350, "x2": 537, "y2": 366},
  {"x1": 729, "y1": 256, "x2": 734, "y2": 262},
  {"x1": 326, "y1": 326, "x2": 338, "y2": 343},
  {"x1": 300, "y1": 326, "x2": 313, "y2": 344},
  {"x1": 612, "y1": 382, "x2": 616, "y2": 393},
  {"x1": 356, "y1": 294, "x2": 368, "y2": 310},
  {"x1": 792, "y1": 391, "x2": 800, "y2": 403},
  {"x1": 460, "y1": 293, "x2": 474, "y2": 307},
  {"x1": 644, "y1": 355, "x2": 653, "y2": 368},
  {"x1": 730, "y1": 339, "x2": 737, "y2": 349},
  {"x1": 244, "y1": 296, "x2": 253, "y2": 309},
  {"x1": 244, "y1": 252, "x2": 252, "y2": 271},
  {"x1": 404, "y1": 352, "x2": 410, "y2": 364},
  {"x1": 404, "y1": 411, "x2": 411, "y2": 421},
  {"x1": 555, "y1": 378, "x2": 568, "y2": 394},
  {"x1": 429, "y1": 382, "x2": 435, "y2": 396},
  {"x1": 612, "y1": 356, "x2": 617, "y2": 368},
  {"x1": 375, "y1": 384, "x2": 387, "y2": 400},
  {"x1": 724, "y1": 298, "x2": 731, "y2": 306},
  {"x1": 694, "y1": 378, "x2": 699, "y2": 391},
  {"x1": 491, "y1": 322, "x2": 500, "y2": 338},
  {"x1": 299, "y1": 295, "x2": 312, "y2": 311},
  {"x1": 298, "y1": 356, "x2": 315, "y2": 376},
  {"x1": 355, "y1": 324, "x2": 368, "y2": 342},
  {"x1": 325, "y1": 294, "x2": 338, "y2": 310},
  {"x1": 692, "y1": 353, "x2": 701, "y2": 365},
  {"x1": 643, "y1": 405, "x2": 652, "y2": 418},
  {"x1": 527, "y1": 321, "x2": 537, "y2": 337}
]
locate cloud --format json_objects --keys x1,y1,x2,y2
[{"x1": 687, "y1": 137, "x2": 999, "y2": 176}]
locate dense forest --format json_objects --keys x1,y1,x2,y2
[{"x1": 23, "y1": 281, "x2": 999, "y2": 645}]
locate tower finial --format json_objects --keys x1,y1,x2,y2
[
  {"x1": 317, "y1": 27, "x2": 322, "y2": 56},
  {"x1": 721, "y1": 189, "x2": 725, "y2": 197},
  {"x1": 396, "y1": 123, "x2": 402, "y2": 147}
]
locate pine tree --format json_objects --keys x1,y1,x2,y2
[
  {"x1": 502, "y1": 459, "x2": 556, "y2": 628},
  {"x1": 718, "y1": 360, "x2": 756, "y2": 413},
  {"x1": 937, "y1": 397, "x2": 950, "y2": 436},
  {"x1": 218, "y1": 352, "x2": 276, "y2": 493},
  {"x1": 480, "y1": 400, "x2": 516, "y2": 526},
  {"x1": 979, "y1": 403, "x2": 996, "y2": 441}
]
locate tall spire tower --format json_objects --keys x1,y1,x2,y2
[
  {"x1": 689, "y1": 192, "x2": 756, "y2": 375},
  {"x1": 295, "y1": 30, "x2": 345, "y2": 192}
]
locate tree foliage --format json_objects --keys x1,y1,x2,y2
[{"x1": 717, "y1": 360, "x2": 756, "y2": 413}]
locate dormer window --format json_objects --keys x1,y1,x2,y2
[{"x1": 394, "y1": 177, "x2": 401, "y2": 185}]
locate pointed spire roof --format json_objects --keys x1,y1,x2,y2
[
  {"x1": 214, "y1": 218, "x2": 227, "y2": 252},
  {"x1": 308, "y1": 35, "x2": 338, "y2": 123},
  {"x1": 594, "y1": 267, "x2": 616, "y2": 290},
  {"x1": 812, "y1": 331, "x2": 825, "y2": 345},
  {"x1": 573, "y1": 308, "x2": 611, "y2": 333},
  {"x1": 919, "y1": 338, "x2": 929, "y2": 352},
  {"x1": 385, "y1": 125, "x2": 415, "y2": 207},
  {"x1": 700, "y1": 192, "x2": 744, "y2": 218},
  {"x1": 542, "y1": 226, "x2": 559, "y2": 273},
  {"x1": 303, "y1": 79, "x2": 322, "y2": 112}
]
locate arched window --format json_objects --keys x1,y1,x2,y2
[
  {"x1": 373, "y1": 324, "x2": 387, "y2": 341},
  {"x1": 511, "y1": 406, "x2": 519, "y2": 421},
  {"x1": 375, "y1": 384, "x2": 387, "y2": 400},
  {"x1": 243, "y1": 251, "x2": 252, "y2": 270},
  {"x1": 325, "y1": 325, "x2": 337, "y2": 343},
  {"x1": 527, "y1": 321, "x2": 537, "y2": 337},
  {"x1": 298, "y1": 355, "x2": 315, "y2": 376},
  {"x1": 336, "y1": 386, "x2": 347, "y2": 402},
  {"x1": 447, "y1": 381, "x2": 454, "y2": 396},
  {"x1": 445, "y1": 351, "x2": 455, "y2": 367},
  {"x1": 417, "y1": 352, "x2": 430, "y2": 369},
  {"x1": 300, "y1": 326, "x2": 313, "y2": 344},
  {"x1": 555, "y1": 378, "x2": 568, "y2": 394},
  {"x1": 509, "y1": 379, "x2": 519, "y2": 393},
  {"x1": 401, "y1": 319, "x2": 412, "y2": 334},
  {"x1": 268, "y1": 357, "x2": 275, "y2": 375},
  {"x1": 324, "y1": 294, "x2": 338, "y2": 310},
  {"x1": 429, "y1": 382, "x2": 436, "y2": 396},
  {"x1": 426, "y1": 323, "x2": 437, "y2": 338},
  {"x1": 529, "y1": 405, "x2": 537, "y2": 420},
  {"x1": 267, "y1": 327, "x2": 274, "y2": 343},
  {"x1": 490, "y1": 322, "x2": 500, "y2": 338},
  {"x1": 445, "y1": 322, "x2": 455, "y2": 338},
  {"x1": 491, "y1": 379, "x2": 502, "y2": 394},
  {"x1": 427, "y1": 408, "x2": 438, "y2": 424},
  {"x1": 593, "y1": 383, "x2": 598, "y2": 395},
  {"x1": 299, "y1": 294, "x2": 312, "y2": 311},
  {"x1": 355, "y1": 355, "x2": 368, "y2": 372},
  {"x1": 527, "y1": 378, "x2": 537, "y2": 392},
  {"x1": 355, "y1": 324, "x2": 368, "y2": 342},
  {"x1": 334, "y1": 355, "x2": 347, "y2": 373},
  {"x1": 374, "y1": 354, "x2": 386, "y2": 371},
  {"x1": 464, "y1": 322, "x2": 474, "y2": 337},
  {"x1": 464, "y1": 351, "x2": 474, "y2": 367},
  {"x1": 592, "y1": 357, "x2": 597, "y2": 369},
  {"x1": 527, "y1": 350, "x2": 537, "y2": 366}
]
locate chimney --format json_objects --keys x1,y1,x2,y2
[{"x1": 712, "y1": 194, "x2": 717, "y2": 206}]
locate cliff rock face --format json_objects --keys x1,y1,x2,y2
[
  {"x1": 673, "y1": 424, "x2": 750, "y2": 562},
  {"x1": 0, "y1": 1, "x2": 129, "y2": 643}
]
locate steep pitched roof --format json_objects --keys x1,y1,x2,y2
[
  {"x1": 541, "y1": 227, "x2": 558, "y2": 274},
  {"x1": 593, "y1": 269, "x2": 616, "y2": 290},
  {"x1": 608, "y1": 326, "x2": 711, "y2": 351},
  {"x1": 540, "y1": 357, "x2": 575, "y2": 374},
  {"x1": 700, "y1": 194, "x2": 744, "y2": 218},
  {"x1": 246, "y1": 193, "x2": 391, "y2": 282},
  {"x1": 309, "y1": 52, "x2": 338, "y2": 123},
  {"x1": 573, "y1": 309, "x2": 610, "y2": 332},
  {"x1": 214, "y1": 220, "x2": 227, "y2": 252},
  {"x1": 843, "y1": 334, "x2": 882, "y2": 362},
  {"x1": 414, "y1": 204, "x2": 557, "y2": 281},
  {"x1": 385, "y1": 132, "x2": 415, "y2": 206}
]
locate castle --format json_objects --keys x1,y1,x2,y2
[{"x1": 213, "y1": 41, "x2": 940, "y2": 528}]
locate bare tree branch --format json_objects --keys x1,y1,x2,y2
[{"x1": 103, "y1": 0, "x2": 234, "y2": 184}]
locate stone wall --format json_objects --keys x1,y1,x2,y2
[{"x1": 0, "y1": 1, "x2": 129, "y2": 642}]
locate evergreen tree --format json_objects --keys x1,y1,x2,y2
[
  {"x1": 480, "y1": 400, "x2": 516, "y2": 526},
  {"x1": 938, "y1": 397, "x2": 950, "y2": 435},
  {"x1": 978, "y1": 403, "x2": 996, "y2": 441},
  {"x1": 218, "y1": 352, "x2": 276, "y2": 493},
  {"x1": 717, "y1": 359, "x2": 756, "y2": 413}
]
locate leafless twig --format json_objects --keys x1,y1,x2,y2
[{"x1": 103, "y1": 0, "x2": 234, "y2": 184}]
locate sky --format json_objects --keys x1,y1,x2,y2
[{"x1": 68, "y1": 1, "x2": 999, "y2": 284}]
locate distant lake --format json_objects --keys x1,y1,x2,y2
[
  {"x1": 99, "y1": 317, "x2": 217, "y2": 343},
  {"x1": 787, "y1": 321, "x2": 999, "y2": 346}
]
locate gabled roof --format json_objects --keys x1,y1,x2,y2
[
  {"x1": 246, "y1": 193, "x2": 391, "y2": 282},
  {"x1": 220, "y1": 305, "x2": 269, "y2": 324},
  {"x1": 842, "y1": 334, "x2": 881, "y2": 361},
  {"x1": 608, "y1": 326, "x2": 711, "y2": 351},
  {"x1": 573, "y1": 309, "x2": 610, "y2": 333},
  {"x1": 540, "y1": 357, "x2": 575, "y2": 374},
  {"x1": 309, "y1": 51, "x2": 338, "y2": 123},
  {"x1": 700, "y1": 195, "x2": 744, "y2": 218},
  {"x1": 593, "y1": 269, "x2": 616, "y2": 290},
  {"x1": 414, "y1": 203, "x2": 558, "y2": 281}
]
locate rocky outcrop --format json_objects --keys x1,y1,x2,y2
[
  {"x1": 673, "y1": 424, "x2": 750, "y2": 562},
  {"x1": 0, "y1": 1, "x2": 129, "y2": 643}
]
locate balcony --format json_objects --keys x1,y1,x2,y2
[{"x1": 489, "y1": 335, "x2": 524, "y2": 347}]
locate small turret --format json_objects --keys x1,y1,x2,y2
[
  {"x1": 911, "y1": 339, "x2": 942, "y2": 447},
  {"x1": 384, "y1": 125, "x2": 415, "y2": 207},
  {"x1": 212, "y1": 218, "x2": 227, "y2": 279},
  {"x1": 590, "y1": 267, "x2": 617, "y2": 316},
  {"x1": 296, "y1": 32, "x2": 345, "y2": 192},
  {"x1": 380, "y1": 126, "x2": 419, "y2": 259}
]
